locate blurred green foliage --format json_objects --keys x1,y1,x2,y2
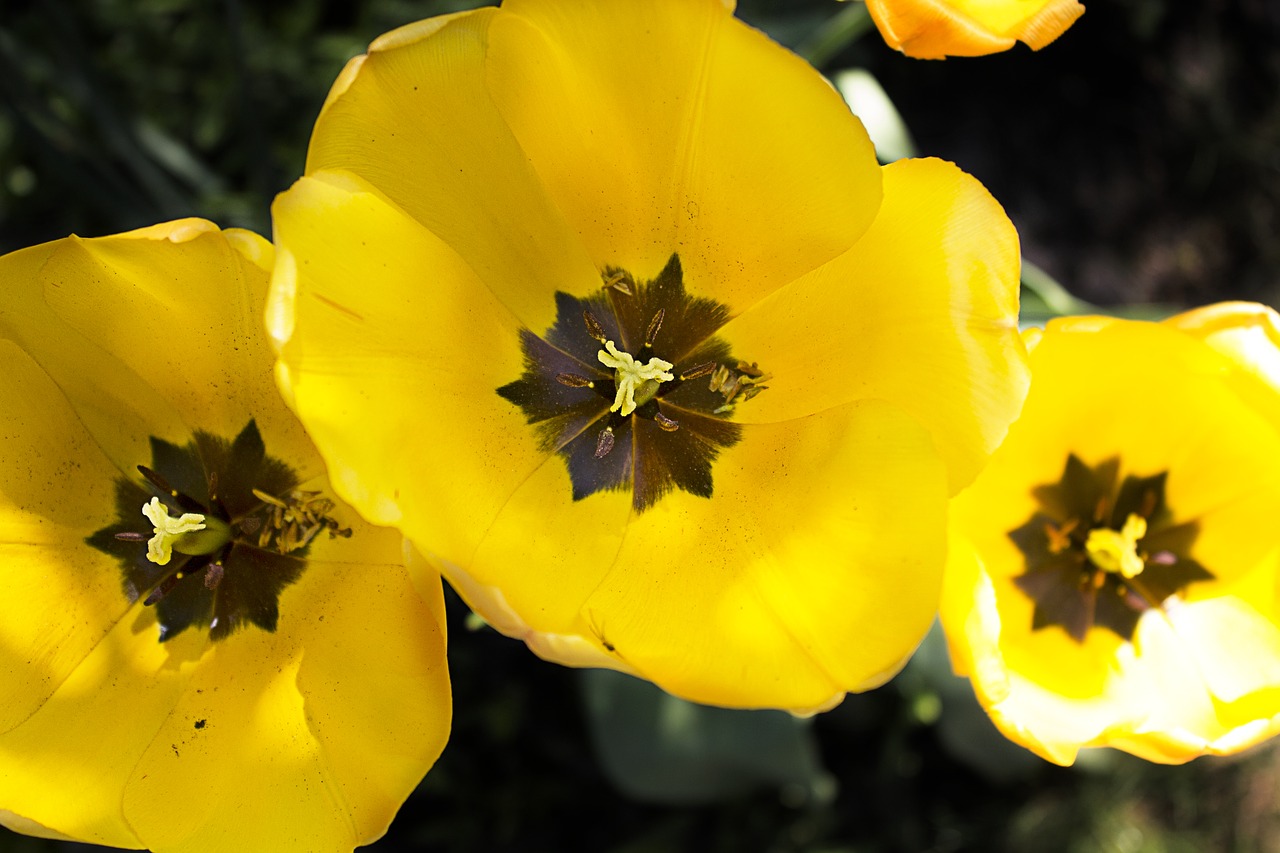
[
  {"x1": 0, "y1": 0, "x2": 482, "y2": 249},
  {"x1": 4, "y1": 0, "x2": 1280, "y2": 851}
]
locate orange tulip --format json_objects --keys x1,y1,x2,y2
[{"x1": 866, "y1": 0, "x2": 1085, "y2": 59}]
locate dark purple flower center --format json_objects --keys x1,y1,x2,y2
[
  {"x1": 497, "y1": 253, "x2": 767, "y2": 512},
  {"x1": 1009, "y1": 453, "x2": 1213, "y2": 643}
]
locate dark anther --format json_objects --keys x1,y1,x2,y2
[
  {"x1": 645, "y1": 309, "x2": 665, "y2": 347},
  {"x1": 594, "y1": 426, "x2": 616, "y2": 459},
  {"x1": 137, "y1": 465, "x2": 178, "y2": 497},
  {"x1": 709, "y1": 365, "x2": 741, "y2": 405},
  {"x1": 680, "y1": 361, "x2": 717, "y2": 381},
  {"x1": 556, "y1": 372, "x2": 595, "y2": 388},
  {"x1": 603, "y1": 271, "x2": 633, "y2": 295},
  {"x1": 138, "y1": 464, "x2": 206, "y2": 514},
  {"x1": 735, "y1": 361, "x2": 765, "y2": 378},
  {"x1": 114, "y1": 531, "x2": 149, "y2": 542},
  {"x1": 203, "y1": 562, "x2": 225, "y2": 590},
  {"x1": 145, "y1": 572, "x2": 182, "y2": 607},
  {"x1": 654, "y1": 412, "x2": 680, "y2": 432},
  {"x1": 583, "y1": 309, "x2": 607, "y2": 342}
]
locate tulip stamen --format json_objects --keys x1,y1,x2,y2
[
  {"x1": 680, "y1": 362, "x2": 717, "y2": 381},
  {"x1": 249, "y1": 488, "x2": 353, "y2": 555},
  {"x1": 1043, "y1": 518, "x2": 1077, "y2": 554},
  {"x1": 602, "y1": 271, "x2": 633, "y2": 295},
  {"x1": 645, "y1": 309, "x2": 665, "y2": 347},
  {"x1": 709, "y1": 361, "x2": 771, "y2": 414},
  {"x1": 595, "y1": 426, "x2": 616, "y2": 458},
  {"x1": 204, "y1": 562, "x2": 225, "y2": 590},
  {"x1": 583, "y1": 309, "x2": 607, "y2": 343},
  {"x1": 556, "y1": 373, "x2": 595, "y2": 388}
]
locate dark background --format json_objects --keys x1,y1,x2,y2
[{"x1": 3, "y1": 1, "x2": 1280, "y2": 850}]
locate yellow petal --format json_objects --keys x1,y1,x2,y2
[
  {"x1": 121, "y1": 541, "x2": 448, "y2": 851},
  {"x1": 270, "y1": 173, "x2": 630, "y2": 673},
  {"x1": 0, "y1": 607, "x2": 202, "y2": 848},
  {"x1": 486, "y1": 0, "x2": 882, "y2": 310},
  {"x1": 720, "y1": 157, "x2": 1028, "y2": 493},
  {"x1": 0, "y1": 221, "x2": 318, "y2": 483},
  {"x1": 1166, "y1": 301, "x2": 1280, "y2": 434},
  {"x1": 866, "y1": 0, "x2": 1085, "y2": 59},
  {"x1": 270, "y1": 172, "x2": 544, "y2": 550},
  {"x1": 0, "y1": 345, "x2": 121, "y2": 628},
  {"x1": 305, "y1": 8, "x2": 597, "y2": 334},
  {"x1": 452, "y1": 449, "x2": 634, "y2": 656},
  {"x1": 1164, "y1": 597, "x2": 1280, "y2": 714},
  {"x1": 461, "y1": 399, "x2": 948, "y2": 712},
  {"x1": 0, "y1": 520, "x2": 447, "y2": 851},
  {"x1": 0, "y1": 342, "x2": 141, "y2": 847}
]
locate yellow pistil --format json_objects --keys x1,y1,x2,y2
[
  {"x1": 1085, "y1": 513, "x2": 1148, "y2": 579},
  {"x1": 597, "y1": 340, "x2": 674, "y2": 416},
  {"x1": 142, "y1": 497, "x2": 207, "y2": 566}
]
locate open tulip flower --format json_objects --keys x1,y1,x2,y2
[
  {"x1": 0, "y1": 221, "x2": 450, "y2": 851},
  {"x1": 865, "y1": 0, "x2": 1085, "y2": 59},
  {"x1": 943, "y1": 306, "x2": 1280, "y2": 765},
  {"x1": 268, "y1": 0, "x2": 1029, "y2": 712}
]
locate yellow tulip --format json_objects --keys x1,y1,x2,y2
[
  {"x1": 269, "y1": 0, "x2": 1029, "y2": 712},
  {"x1": 0, "y1": 221, "x2": 450, "y2": 850},
  {"x1": 943, "y1": 308, "x2": 1280, "y2": 765}
]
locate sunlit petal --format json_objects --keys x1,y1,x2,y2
[
  {"x1": 0, "y1": 224, "x2": 450, "y2": 849},
  {"x1": 943, "y1": 313, "x2": 1280, "y2": 764}
]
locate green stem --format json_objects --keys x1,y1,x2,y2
[
  {"x1": 798, "y1": 3, "x2": 874, "y2": 69},
  {"x1": 1021, "y1": 258, "x2": 1097, "y2": 317}
]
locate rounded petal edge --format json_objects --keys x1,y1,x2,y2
[
  {"x1": 1167, "y1": 302, "x2": 1280, "y2": 434},
  {"x1": 867, "y1": 0, "x2": 1084, "y2": 59},
  {"x1": 722, "y1": 157, "x2": 1029, "y2": 495}
]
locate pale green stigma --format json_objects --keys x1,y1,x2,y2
[
  {"x1": 1086, "y1": 513, "x2": 1148, "y2": 579},
  {"x1": 597, "y1": 340, "x2": 674, "y2": 416},
  {"x1": 140, "y1": 497, "x2": 229, "y2": 565}
]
